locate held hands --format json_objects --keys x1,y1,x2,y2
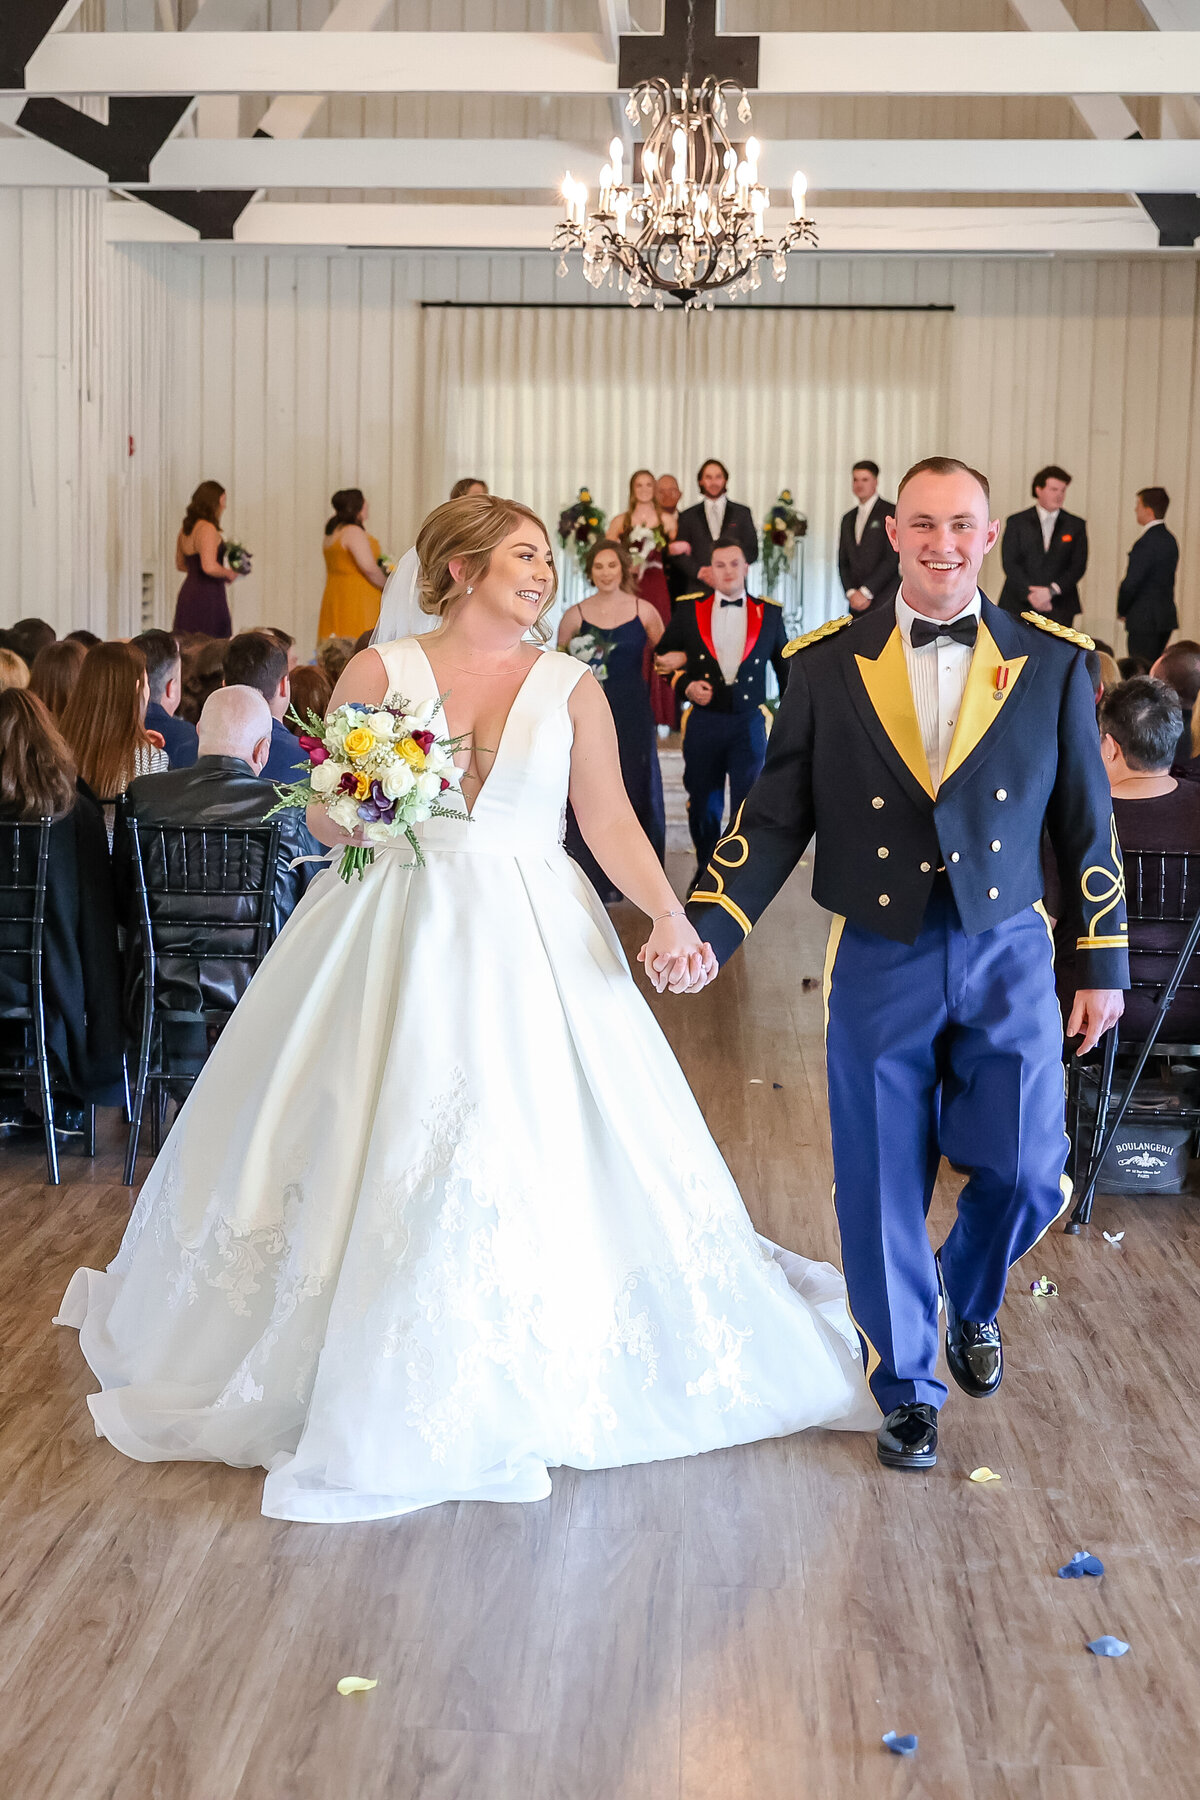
[
  {"x1": 1028, "y1": 586, "x2": 1054, "y2": 612},
  {"x1": 637, "y1": 914, "x2": 718, "y2": 995},
  {"x1": 655, "y1": 651, "x2": 687, "y2": 675},
  {"x1": 686, "y1": 679, "x2": 714, "y2": 706},
  {"x1": 1067, "y1": 989, "x2": 1124, "y2": 1056},
  {"x1": 847, "y1": 588, "x2": 872, "y2": 613},
  {"x1": 667, "y1": 538, "x2": 691, "y2": 557}
]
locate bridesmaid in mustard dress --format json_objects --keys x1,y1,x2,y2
[{"x1": 318, "y1": 489, "x2": 387, "y2": 641}]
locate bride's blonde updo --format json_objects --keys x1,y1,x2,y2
[{"x1": 415, "y1": 495, "x2": 558, "y2": 643}]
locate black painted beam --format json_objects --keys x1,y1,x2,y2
[
  {"x1": 0, "y1": 0, "x2": 69, "y2": 91},
  {"x1": 18, "y1": 96, "x2": 192, "y2": 183},
  {"x1": 135, "y1": 188, "x2": 257, "y2": 239},
  {"x1": 619, "y1": 0, "x2": 758, "y2": 90}
]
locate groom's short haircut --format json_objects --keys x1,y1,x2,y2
[{"x1": 897, "y1": 456, "x2": 990, "y2": 511}]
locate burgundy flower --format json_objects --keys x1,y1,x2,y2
[
  {"x1": 299, "y1": 734, "x2": 329, "y2": 764},
  {"x1": 338, "y1": 771, "x2": 359, "y2": 795},
  {"x1": 412, "y1": 729, "x2": 435, "y2": 753}
]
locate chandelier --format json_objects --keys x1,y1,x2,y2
[{"x1": 554, "y1": 75, "x2": 817, "y2": 309}]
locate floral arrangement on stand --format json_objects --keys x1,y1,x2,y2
[
  {"x1": 760, "y1": 490, "x2": 807, "y2": 595},
  {"x1": 267, "y1": 695, "x2": 468, "y2": 882},
  {"x1": 624, "y1": 520, "x2": 666, "y2": 578},
  {"x1": 557, "y1": 488, "x2": 607, "y2": 575},
  {"x1": 225, "y1": 540, "x2": 253, "y2": 577},
  {"x1": 562, "y1": 629, "x2": 613, "y2": 684}
]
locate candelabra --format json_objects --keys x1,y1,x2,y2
[{"x1": 554, "y1": 76, "x2": 817, "y2": 309}]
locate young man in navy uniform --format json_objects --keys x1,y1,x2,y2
[
  {"x1": 655, "y1": 537, "x2": 790, "y2": 885},
  {"x1": 678, "y1": 458, "x2": 1128, "y2": 1471}
]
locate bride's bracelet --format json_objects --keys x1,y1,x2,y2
[{"x1": 652, "y1": 909, "x2": 686, "y2": 923}]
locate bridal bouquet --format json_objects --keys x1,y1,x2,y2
[
  {"x1": 557, "y1": 487, "x2": 607, "y2": 575},
  {"x1": 760, "y1": 490, "x2": 807, "y2": 593},
  {"x1": 624, "y1": 520, "x2": 665, "y2": 577},
  {"x1": 225, "y1": 539, "x2": 253, "y2": 576},
  {"x1": 562, "y1": 629, "x2": 612, "y2": 683},
  {"x1": 266, "y1": 695, "x2": 468, "y2": 881}
]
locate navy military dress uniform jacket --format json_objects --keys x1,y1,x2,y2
[
  {"x1": 686, "y1": 597, "x2": 1130, "y2": 992},
  {"x1": 656, "y1": 591, "x2": 790, "y2": 713}
]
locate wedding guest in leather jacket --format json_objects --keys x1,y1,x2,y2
[{"x1": 114, "y1": 686, "x2": 319, "y2": 1081}]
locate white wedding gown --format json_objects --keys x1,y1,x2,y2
[{"x1": 58, "y1": 640, "x2": 873, "y2": 1523}]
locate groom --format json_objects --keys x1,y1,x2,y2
[{"x1": 681, "y1": 457, "x2": 1128, "y2": 1471}]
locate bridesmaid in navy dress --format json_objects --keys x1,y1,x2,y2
[
  {"x1": 173, "y1": 480, "x2": 240, "y2": 639},
  {"x1": 559, "y1": 538, "x2": 667, "y2": 904}
]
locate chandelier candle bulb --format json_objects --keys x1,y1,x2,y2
[{"x1": 792, "y1": 172, "x2": 808, "y2": 218}]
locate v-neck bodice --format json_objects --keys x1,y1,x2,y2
[{"x1": 374, "y1": 638, "x2": 587, "y2": 856}]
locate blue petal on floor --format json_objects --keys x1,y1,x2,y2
[
  {"x1": 882, "y1": 1731, "x2": 918, "y2": 1756},
  {"x1": 1058, "y1": 1551, "x2": 1105, "y2": 1578},
  {"x1": 1086, "y1": 1636, "x2": 1130, "y2": 1657}
]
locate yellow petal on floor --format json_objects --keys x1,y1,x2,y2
[
  {"x1": 968, "y1": 1467, "x2": 1002, "y2": 1484},
  {"x1": 336, "y1": 1676, "x2": 379, "y2": 1695}
]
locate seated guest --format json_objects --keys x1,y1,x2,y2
[
  {"x1": 316, "y1": 635, "x2": 355, "y2": 687},
  {"x1": 115, "y1": 687, "x2": 319, "y2": 1082},
  {"x1": 9, "y1": 618, "x2": 56, "y2": 668},
  {"x1": 1118, "y1": 655, "x2": 1151, "y2": 680},
  {"x1": 1052, "y1": 677, "x2": 1200, "y2": 1044},
  {"x1": 0, "y1": 690, "x2": 123, "y2": 1113},
  {"x1": 286, "y1": 664, "x2": 333, "y2": 734},
  {"x1": 134, "y1": 629, "x2": 199, "y2": 770},
  {"x1": 0, "y1": 648, "x2": 30, "y2": 691},
  {"x1": 223, "y1": 630, "x2": 301, "y2": 784},
  {"x1": 1149, "y1": 639, "x2": 1200, "y2": 767},
  {"x1": 255, "y1": 626, "x2": 298, "y2": 673},
  {"x1": 29, "y1": 639, "x2": 85, "y2": 719},
  {"x1": 179, "y1": 637, "x2": 227, "y2": 725},
  {"x1": 59, "y1": 641, "x2": 168, "y2": 843},
  {"x1": 1095, "y1": 650, "x2": 1121, "y2": 699},
  {"x1": 64, "y1": 629, "x2": 100, "y2": 649}
]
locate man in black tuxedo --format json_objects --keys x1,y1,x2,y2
[
  {"x1": 670, "y1": 459, "x2": 759, "y2": 589},
  {"x1": 1118, "y1": 486, "x2": 1180, "y2": 666},
  {"x1": 838, "y1": 460, "x2": 899, "y2": 615},
  {"x1": 998, "y1": 465, "x2": 1089, "y2": 626}
]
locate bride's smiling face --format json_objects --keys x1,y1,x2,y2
[{"x1": 449, "y1": 526, "x2": 556, "y2": 634}]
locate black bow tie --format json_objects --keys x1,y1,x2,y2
[
  {"x1": 719, "y1": 596, "x2": 744, "y2": 608},
  {"x1": 910, "y1": 615, "x2": 977, "y2": 650}
]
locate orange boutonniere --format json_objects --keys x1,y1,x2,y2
[{"x1": 1061, "y1": 533, "x2": 1073, "y2": 542}]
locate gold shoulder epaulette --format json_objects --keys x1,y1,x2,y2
[
  {"x1": 679, "y1": 590, "x2": 706, "y2": 603},
  {"x1": 1020, "y1": 611, "x2": 1095, "y2": 651},
  {"x1": 760, "y1": 594, "x2": 783, "y2": 608},
  {"x1": 782, "y1": 614, "x2": 854, "y2": 659}
]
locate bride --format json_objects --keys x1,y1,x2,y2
[{"x1": 58, "y1": 494, "x2": 873, "y2": 1523}]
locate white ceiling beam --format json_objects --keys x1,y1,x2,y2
[
  {"x1": 255, "y1": 0, "x2": 401, "y2": 142},
  {"x1": 1136, "y1": 1, "x2": 1200, "y2": 136},
  {"x1": 6, "y1": 136, "x2": 1199, "y2": 191},
  {"x1": 1005, "y1": 0, "x2": 1143, "y2": 138},
  {"x1": 102, "y1": 197, "x2": 1162, "y2": 252},
  {"x1": 21, "y1": 31, "x2": 1200, "y2": 98}
]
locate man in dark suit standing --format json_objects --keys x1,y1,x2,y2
[
  {"x1": 998, "y1": 465, "x2": 1089, "y2": 626},
  {"x1": 670, "y1": 459, "x2": 759, "y2": 590},
  {"x1": 838, "y1": 460, "x2": 899, "y2": 615},
  {"x1": 654, "y1": 538, "x2": 788, "y2": 883},
  {"x1": 1118, "y1": 486, "x2": 1180, "y2": 666}
]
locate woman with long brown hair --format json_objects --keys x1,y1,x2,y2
[
  {"x1": 0, "y1": 690, "x2": 123, "y2": 1111},
  {"x1": 610, "y1": 467, "x2": 678, "y2": 729},
  {"x1": 173, "y1": 480, "x2": 241, "y2": 639},
  {"x1": 60, "y1": 489, "x2": 872, "y2": 1525},
  {"x1": 59, "y1": 641, "x2": 168, "y2": 839},
  {"x1": 28, "y1": 638, "x2": 86, "y2": 719}
]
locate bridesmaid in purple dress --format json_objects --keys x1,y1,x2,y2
[{"x1": 172, "y1": 481, "x2": 240, "y2": 638}]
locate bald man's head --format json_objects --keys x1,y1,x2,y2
[{"x1": 197, "y1": 684, "x2": 274, "y2": 772}]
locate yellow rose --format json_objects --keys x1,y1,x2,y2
[
  {"x1": 353, "y1": 771, "x2": 371, "y2": 800},
  {"x1": 398, "y1": 736, "x2": 427, "y2": 771},
  {"x1": 343, "y1": 727, "x2": 374, "y2": 760}
]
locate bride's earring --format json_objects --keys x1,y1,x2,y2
[{"x1": 466, "y1": 585, "x2": 473, "y2": 594}]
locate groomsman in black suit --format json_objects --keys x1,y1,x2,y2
[
  {"x1": 998, "y1": 465, "x2": 1089, "y2": 626},
  {"x1": 655, "y1": 538, "x2": 789, "y2": 883},
  {"x1": 671, "y1": 460, "x2": 759, "y2": 589},
  {"x1": 838, "y1": 460, "x2": 900, "y2": 615},
  {"x1": 1118, "y1": 486, "x2": 1180, "y2": 665}
]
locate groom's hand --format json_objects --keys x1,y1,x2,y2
[{"x1": 1067, "y1": 988, "x2": 1124, "y2": 1056}]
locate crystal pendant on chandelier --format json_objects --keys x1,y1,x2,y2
[{"x1": 553, "y1": 76, "x2": 818, "y2": 309}]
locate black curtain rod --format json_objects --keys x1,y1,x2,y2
[{"x1": 420, "y1": 301, "x2": 956, "y2": 313}]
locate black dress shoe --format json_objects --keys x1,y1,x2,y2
[
  {"x1": 937, "y1": 1253, "x2": 1003, "y2": 1398},
  {"x1": 876, "y1": 1402, "x2": 939, "y2": 1470}
]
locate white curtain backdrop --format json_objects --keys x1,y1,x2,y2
[{"x1": 420, "y1": 303, "x2": 952, "y2": 635}]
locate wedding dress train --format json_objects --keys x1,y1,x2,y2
[{"x1": 58, "y1": 639, "x2": 873, "y2": 1523}]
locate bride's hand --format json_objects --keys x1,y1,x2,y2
[{"x1": 636, "y1": 915, "x2": 717, "y2": 995}]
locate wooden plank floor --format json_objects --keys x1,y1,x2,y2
[{"x1": 2, "y1": 853, "x2": 1199, "y2": 1800}]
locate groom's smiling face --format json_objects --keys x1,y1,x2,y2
[{"x1": 886, "y1": 469, "x2": 999, "y2": 620}]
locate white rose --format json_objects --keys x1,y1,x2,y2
[
  {"x1": 327, "y1": 796, "x2": 360, "y2": 832},
  {"x1": 366, "y1": 711, "x2": 395, "y2": 739},
  {"x1": 380, "y1": 762, "x2": 416, "y2": 801},
  {"x1": 416, "y1": 770, "x2": 442, "y2": 804},
  {"x1": 409, "y1": 697, "x2": 438, "y2": 728},
  {"x1": 363, "y1": 821, "x2": 395, "y2": 845},
  {"x1": 310, "y1": 759, "x2": 341, "y2": 794}
]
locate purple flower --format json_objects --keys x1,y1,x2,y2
[{"x1": 356, "y1": 780, "x2": 398, "y2": 824}]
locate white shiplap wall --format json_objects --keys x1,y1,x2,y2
[{"x1": 2, "y1": 190, "x2": 1198, "y2": 652}]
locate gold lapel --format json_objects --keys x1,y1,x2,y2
[
  {"x1": 941, "y1": 621, "x2": 1027, "y2": 786},
  {"x1": 854, "y1": 627, "x2": 934, "y2": 799}
]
